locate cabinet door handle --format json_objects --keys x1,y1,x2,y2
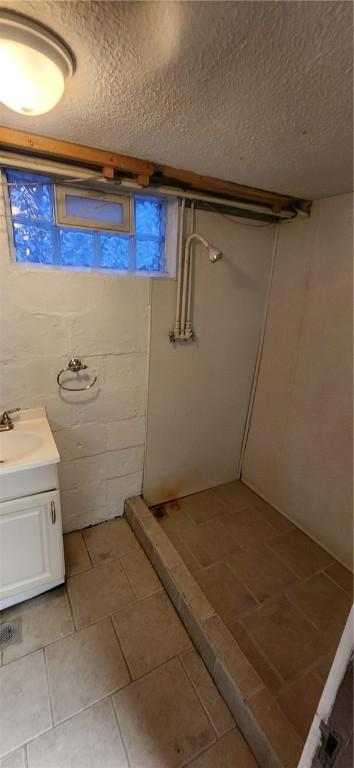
[{"x1": 51, "y1": 501, "x2": 56, "y2": 524}]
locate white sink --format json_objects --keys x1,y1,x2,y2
[
  {"x1": 0, "y1": 408, "x2": 60, "y2": 475},
  {"x1": 0, "y1": 431, "x2": 42, "y2": 463}
]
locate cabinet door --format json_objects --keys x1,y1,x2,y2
[{"x1": 0, "y1": 490, "x2": 64, "y2": 602}]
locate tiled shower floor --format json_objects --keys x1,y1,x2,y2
[
  {"x1": 153, "y1": 480, "x2": 353, "y2": 746},
  {"x1": 0, "y1": 517, "x2": 257, "y2": 768}
]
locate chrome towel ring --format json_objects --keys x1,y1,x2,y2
[{"x1": 57, "y1": 358, "x2": 97, "y2": 392}]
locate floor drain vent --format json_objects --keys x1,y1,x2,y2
[
  {"x1": 0, "y1": 620, "x2": 21, "y2": 649},
  {"x1": 152, "y1": 504, "x2": 168, "y2": 520},
  {"x1": 317, "y1": 721, "x2": 342, "y2": 767}
]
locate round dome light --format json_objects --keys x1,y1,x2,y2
[{"x1": 0, "y1": 11, "x2": 74, "y2": 116}]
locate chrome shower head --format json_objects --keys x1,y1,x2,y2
[
  {"x1": 185, "y1": 233, "x2": 223, "y2": 264},
  {"x1": 208, "y1": 247, "x2": 223, "y2": 263}
]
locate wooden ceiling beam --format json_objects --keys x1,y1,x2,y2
[
  {"x1": 160, "y1": 165, "x2": 295, "y2": 211},
  {"x1": 0, "y1": 126, "x2": 310, "y2": 210},
  {"x1": 0, "y1": 127, "x2": 154, "y2": 178}
]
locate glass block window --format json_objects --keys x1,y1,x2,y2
[{"x1": 4, "y1": 169, "x2": 174, "y2": 276}]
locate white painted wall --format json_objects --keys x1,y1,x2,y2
[
  {"x1": 143, "y1": 209, "x2": 274, "y2": 505},
  {"x1": 0, "y1": 172, "x2": 149, "y2": 532},
  {"x1": 243, "y1": 194, "x2": 353, "y2": 569}
]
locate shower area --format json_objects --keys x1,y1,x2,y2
[
  {"x1": 144, "y1": 204, "x2": 275, "y2": 504},
  {"x1": 150, "y1": 483, "x2": 351, "y2": 757},
  {"x1": 138, "y1": 194, "x2": 353, "y2": 766}
]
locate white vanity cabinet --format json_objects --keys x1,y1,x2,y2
[
  {"x1": 0, "y1": 408, "x2": 64, "y2": 610},
  {"x1": 0, "y1": 489, "x2": 64, "y2": 610}
]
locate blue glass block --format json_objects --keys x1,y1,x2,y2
[
  {"x1": 6, "y1": 170, "x2": 53, "y2": 222},
  {"x1": 135, "y1": 197, "x2": 166, "y2": 238},
  {"x1": 59, "y1": 229, "x2": 94, "y2": 267},
  {"x1": 99, "y1": 233, "x2": 130, "y2": 270},
  {"x1": 13, "y1": 222, "x2": 54, "y2": 264},
  {"x1": 136, "y1": 238, "x2": 163, "y2": 271}
]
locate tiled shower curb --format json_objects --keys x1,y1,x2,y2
[{"x1": 125, "y1": 496, "x2": 303, "y2": 768}]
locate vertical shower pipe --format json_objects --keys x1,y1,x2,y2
[
  {"x1": 180, "y1": 237, "x2": 191, "y2": 337},
  {"x1": 237, "y1": 223, "x2": 279, "y2": 478},
  {"x1": 172, "y1": 197, "x2": 186, "y2": 338},
  {"x1": 185, "y1": 202, "x2": 197, "y2": 338},
  {"x1": 180, "y1": 202, "x2": 195, "y2": 337}
]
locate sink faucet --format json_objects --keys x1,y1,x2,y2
[{"x1": 0, "y1": 408, "x2": 20, "y2": 431}]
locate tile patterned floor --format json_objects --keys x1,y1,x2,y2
[
  {"x1": 0, "y1": 517, "x2": 254, "y2": 768},
  {"x1": 155, "y1": 480, "x2": 353, "y2": 745}
]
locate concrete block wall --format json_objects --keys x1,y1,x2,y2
[{"x1": 0, "y1": 172, "x2": 150, "y2": 532}]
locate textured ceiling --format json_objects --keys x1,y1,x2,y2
[{"x1": 0, "y1": 1, "x2": 352, "y2": 199}]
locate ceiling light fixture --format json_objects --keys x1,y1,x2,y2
[{"x1": 0, "y1": 10, "x2": 74, "y2": 116}]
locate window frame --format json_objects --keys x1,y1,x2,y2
[
  {"x1": 1, "y1": 167, "x2": 178, "y2": 279},
  {"x1": 55, "y1": 185, "x2": 133, "y2": 233}
]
